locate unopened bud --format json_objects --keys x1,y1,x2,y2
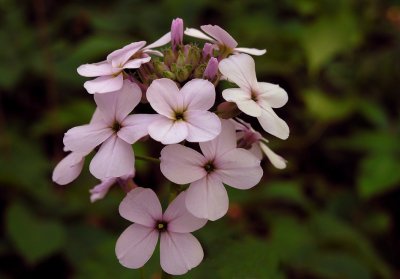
[
  {"x1": 203, "y1": 57, "x2": 218, "y2": 81},
  {"x1": 176, "y1": 51, "x2": 186, "y2": 67},
  {"x1": 186, "y1": 45, "x2": 201, "y2": 67},
  {"x1": 164, "y1": 48, "x2": 175, "y2": 66},
  {"x1": 193, "y1": 63, "x2": 206, "y2": 78},
  {"x1": 171, "y1": 18, "x2": 183, "y2": 50},
  {"x1": 153, "y1": 60, "x2": 170, "y2": 77},
  {"x1": 216, "y1": 102, "x2": 241, "y2": 119},
  {"x1": 202, "y1": 43, "x2": 216, "y2": 60},
  {"x1": 162, "y1": 71, "x2": 176, "y2": 80},
  {"x1": 175, "y1": 65, "x2": 192, "y2": 82}
]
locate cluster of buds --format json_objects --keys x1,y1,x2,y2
[{"x1": 53, "y1": 18, "x2": 289, "y2": 275}]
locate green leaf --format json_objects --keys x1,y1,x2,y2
[{"x1": 6, "y1": 202, "x2": 66, "y2": 264}]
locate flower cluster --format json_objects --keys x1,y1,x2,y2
[{"x1": 53, "y1": 18, "x2": 289, "y2": 275}]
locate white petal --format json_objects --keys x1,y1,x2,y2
[
  {"x1": 160, "y1": 232, "x2": 203, "y2": 275},
  {"x1": 184, "y1": 110, "x2": 221, "y2": 142},
  {"x1": 52, "y1": 152, "x2": 85, "y2": 185},
  {"x1": 160, "y1": 144, "x2": 206, "y2": 184},
  {"x1": 119, "y1": 187, "x2": 162, "y2": 226},
  {"x1": 181, "y1": 79, "x2": 216, "y2": 111},
  {"x1": 234, "y1": 47, "x2": 267, "y2": 56},
  {"x1": 83, "y1": 74, "x2": 123, "y2": 94},
  {"x1": 148, "y1": 117, "x2": 188, "y2": 144},
  {"x1": 89, "y1": 135, "x2": 135, "y2": 179},
  {"x1": 118, "y1": 114, "x2": 158, "y2": 144},
  {"x1": 219, "y1": 54, "x2": 258, "y2": 91},
  {"x1": 77, "y1": 61, "x2": 115, "y2": 77},
  {"x1": 144, "y1": 32, "x2": 171, "y2": 50},
  {"x1": 142, "y1": 49, "x2": 164, "y2": 56},
  {"x1": 259, "y1": 142, "x2": 287, "y2": 169},
  {"x1": 116, "y1": 223, "x2": 158, "y2": 269},
  {"x1": 185, "y1": 174, "x2": 229, "y2": 221},
  {"x1": 107, "y1": 41, "x2": 146, "y2": 68},
  {"x1": 123, "y1": 56, "x2": 151, "y2": 69},
  {"x1": 257, "y1": 82, "x2": 288, "y2": 109},
  {"x1": 257, "y1": 108, "x2": 289, "y2": 140},
  {"x1": 184, "y1": 28, "x2": 215, "y2": 42},
  {"x1": 201, "y1": 25, "x2": 238, "y2": 49}
]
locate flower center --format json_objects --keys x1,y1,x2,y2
[
  {"x1": 156, "y1": 221, "x2": 168, "y2": 232},
  {"x1": 112, "y1": 122, "x2": 122, "y2": 132},
  {"x1": 251, "y1": 90, "x2": 259, "y2": 102},
  {"x1": 204, "y1": 161, "x2": 215, "y2": 173},
  {"x1": 174, "y1": 111, "x2": 185, "y2": 121}
]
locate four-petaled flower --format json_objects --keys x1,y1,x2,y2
[
  {"x1": 116, "y1": 187, "x2": 207, "y2": 275},
  {"x1": 219, "y1": 53, "x2": 290, "y2": 140},
  {"x1": 160, "y1": 120, "x2": 263, "y2": 221}
]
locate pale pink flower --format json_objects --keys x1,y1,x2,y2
[
  {"x1": 63, "y1": 80, "x2": 156, "y2": 179},
  {"x1": 52, "y1": 151, "x2": 87, "y2": 185},
  {"x1": 116, "y1": 187, "x2": 207, "y2": 275},
  {"x1": 160, "y1": 120, "x2": 263, "y2": 221},
  {"x1": 146, "y1": 78, "x2": 221, "y2": 144},
  {"x1": 233, "y1": 119, "x2": 287, "y2": 169},
  {"x1": 203, "y1": 57, "x2": 218, "y2": 80},
  {"x1": 185, "y1": 25, "x2": 266, "y2": 56},
  {"x1": 77, "y1": 33, "x2": 171, "y2": 94},
  {"x1": 171, "y1": 18, "x2": 183, "y2": 50},
  {"x1": 219, "y1": 54, "x2": 290, "y2": 140},
  {"x1": 89, "y1": 172, "x2": 135, "y2": 202}
]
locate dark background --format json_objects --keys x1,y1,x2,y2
[{"x1": 1, "y1": 0, "x2": 400, "y2": 278}]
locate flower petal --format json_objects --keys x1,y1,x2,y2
[
  {"x1": 249, "y1": 143, "x2": 263, "y2": 160},
  {"x1": 163, "y1": 191, "x2": 207, "y2": 233},
  {"x1": 148, "y1": 117, "x2": 188, "y2": 144},
  {"x1": 119, "y1": 187, "x2": 162, "y2": 226},
  {"x1": 257, "y1": 107, "x2": 289, "y2": 140},
  {"x1": 77, "y1": 61, "x2": 115, "y2": 77},
  {"x1": 181, "y1": 79, "x2": 215, "y2": 110},
  {"x1": 184, "y1": 28, "x2": 215, "y2": 42},
  {"x1": 89, "y1": 135, "x2": 135, "y2": 179},
  {"x1": 201, "y1": 25, "x2": 238, "y2": 49},
  {"x1": 89, "y1": 178, "x2": 116, "y2": 202},
  {"x1": 107, "y1": 41, "x2": 146, "y2": 68},
  {"x1": 184, "y1": 110, "x2": 221, "y2": 142},
  {"x1": 116, "y1": 223, "x2": 158, "y2": 269},
  {"x1": 216, "y1": 149, "x2": 263, "y2": 189},
  {"x1": 123, "y1": 56, "x2": 151, "y2": 69},
  {"x1": 257, "y1": 82, "x2": 288, "y2": 108},
  {"x1": 83, "y1": 74, "x2": 123, "y2": 94},
  {"x1": 160, "y1": 232, "x2": 203, "y2": 275},
  {"x1": 94, "y1": 80, "x2": 142, "y2": 124},
  {"x1": 144, "y1": 32, "x2": 171, "y2": 50},
  {"x1": 52, "y1": 152, "x2": 85, "y2": 185},
  {"x1": 219, "y1": 54, "x2": 258, "y2": 91},
  {"x1": 185, "y1": 174, "x2": 228, "y2": 221},
  {"x1": 259, "y1": 142, "x2": 287, "y2": 169},
  {"x1": 63, "y1": 123, "x2": 113, "y2": 153},
  {"x1": 160, "y1": 144, "x2": 206, "y2": 184},
  {"x1": 146, "y1": 78, "x2": 183, "y2": 117},
  {"x1": 222, "y1": 88, "x2": 261, "y2": 117},
  {"x1": 234, "y1": 47, "x2": 266, "y2": 56},
  {"x1": 199, "y1": 119, "x2": 236, "y2": 159},
  {"x1": 118, "y1": 114, "x2": 158, "y2": 144}
]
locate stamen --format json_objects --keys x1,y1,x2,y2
[
  {"x1": 204, "y1": 162, "x2": 215, "y2": 173},
  {"x1": 156, "y1": 221, "x2": 168, "y2": 232}
]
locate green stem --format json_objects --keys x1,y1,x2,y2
[
  {"x1": 135, "y1": 154, "x2": 160, "y2": 163},
  {"x1": 140, "y1": 267, "x2": 145, "y2": 279}
]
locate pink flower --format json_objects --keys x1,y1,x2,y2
[
  {"x1": 77, "y1": 33, "x2": 171, "y2": 94},
  {"x1": 171, "y1": 18, "x2": 183, "y2": 50},
  {"x1": 233, "y1": 119, "x2": 287, "y2": 169},
  {"x1": 146, "y1": 78, "x2": 221, "y2": 144},
  {"x1": 160, "y1": 120, "x2": 263, "y2": 221},
  {"x1": 116, "y1": 187, "x2": 207, "y2": 275},
  {"x1": 89, "y1": 173, "x2": 135, "y2": 202},
  {"x1": 219, "y1": 54, "x2": 290, "y2": 140},
  {"x1": 185, "y1": 25, "x2": 266, "y2": 56},
  {"x1": 63, "y1": 80, "x2": 156, "y2": 179}
]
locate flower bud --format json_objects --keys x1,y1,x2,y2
[
  {"x1": 203, "y1": 57, "x2": 218, "y2": 81},
  {"x1": 202, "y1": 43, "x2": 216, "y2": 60},
  {"x1": 162, "y1": 71, "x2": 176, "y2": 80},
  {"x1": 193, "y1": 63, "x2": 206, "y2": 78},
  {"x1": 216, "y1": 102, "x2": 241, "y2": 119},
  {"x1": 176, "y1": 50, "x2": 186, "y2": 67},
  {"x1": 175, "y1": 65, "x2": 192, "y2": 82},
  {"x1": 171, "y1": 18, "x2": 183, "y2": 50},
  {"x1": 153, "y1": 60, "x2": 170, "y2": 77},
  {"x1": 186, "y1": 45, "x2": 201, "y2": 67},
  {"x1": 163, "y1": 48, "x2": 176, "y2": 66}
]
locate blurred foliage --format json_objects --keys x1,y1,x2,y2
[{"x1": 0, "y1": 0, "x2": 399, "y2": 278}]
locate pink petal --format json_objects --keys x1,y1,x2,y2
[
  {"x1": 77, "y1": 61, "x2": 115, "y2": 77},
  {"x1": 234, "y1": 47, "x2": 267, "y2": 56},
  {"x1": 163, "y1": 191, "x2": 207, "y2": 233},
  {"x1": 89, "y1": 108, "x2": 103, "y2": 124},
  {"x1": 160, "y1": 232, "x2": 203, "y2": 275},
  {"x1": 218, "y1": 54, "x2": 258, "y2": 91},
  {"x1": 185, "y1": 174, "x2": 229, "y2": 221},
  {"x1": 199, "y1": 119, "x2": 236, "y2": 159},
  {"x1": 107, "y1": 41, "x2": 146, "y2": 68},
  {"x1": 144, "y1": 32, "x2": 171, "y2": 50},
  {"x1": 203, "y1": 57, "x2": 219, "y2": 80},
  {"x1": 249, "y1": 143, "x2": 263, "y2": 160},
  {"x1": 142, "y1": 49, "x2": 163, "y2": 56},
  {"x1": 118, "y1": 114, "x2": 158, "y2": 144},
  {"x1": 89, "y1": 178, "x2": 117, "y2": 202},
  {"x1": 89, "y1": 135, "x2": 135, "y2": 179},
  {"x1": 119, "y1": 187, "x2": 162, "y2": 226},
  {"x1": 259, "y1": 142, "x2": 287, "y2": 169},
  {"x1": 181, "y1": 79, "x2": 215, "y2": 110},
  {"x1": 257, "y1": 82, "x2": 288, "y2": 108},
  {"x1": 52, "y1": 152, "x2": 85, "y2": 185},
  {"x1": 184, "y1": 110, "x2": 221, "y2": 142},
  {"x1": 94, "y1": 80, "x2": 142, "y2": 124},
  {"x1": 63, "y1": 123, "x2": 113, "y2": 153},
  {"x1": 201, "y1": 25, "x2": 238, "y2": 49},
  {"x1": 184, "y1": 28, "x2": 215, "y2": 42},
  {"x1": 115, "y1": 223, "x2": 158, "y2": 269},
  {"x1": 216, "y1": 149, "x2": 263, "y2": 189},
  {"x1": 123, "y1": 56, "x2": 151, "y2": 69},
  {"x1": 148, "y1": 117, "x2": 188, "y2": 144},
  {"x1": 83, "y1": 74, "x2": 123, "y2": 94},
  {"x1": 160, "y1": 144, "x2": 206, "y2": 184},
  {"x1": 146, "y1": 78, "x2": 183, "y2": 117},
  {"x1": 257, "y1": 107, "x2": 290, "y2": 140},
  {"x1": 222, "y1": 88, "x2": 261, "y2": 117}
]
